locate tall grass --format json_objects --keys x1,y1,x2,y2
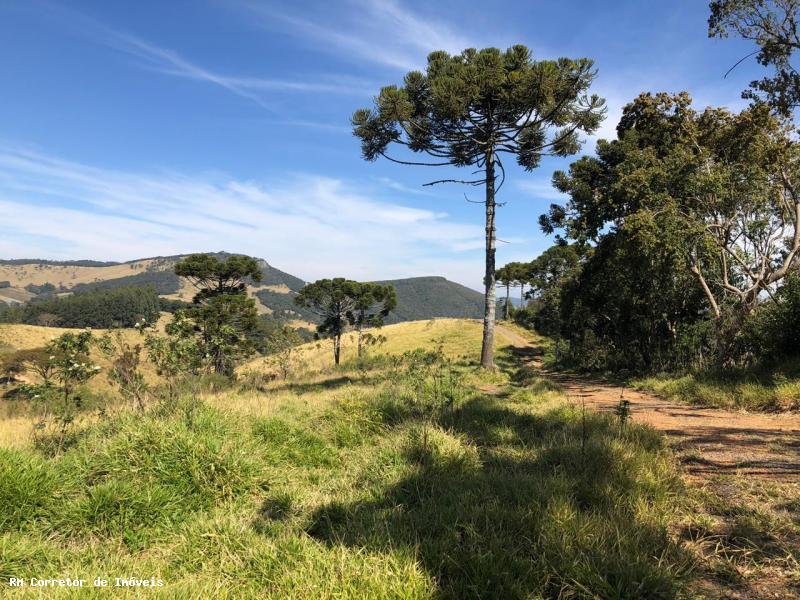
[
  {"x1": 632, "y1": 363, "x2": 800, "y2": 411},
  {"x1": 0, "y1": 331, "x2": 693, "y2": 598},
  {"x1": 1, "y1": 400, "x2": 265, "y2": 551}
]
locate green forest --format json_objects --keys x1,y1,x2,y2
[{"x1": 0, "y1": 286, "x2": 162, "y2": 329}]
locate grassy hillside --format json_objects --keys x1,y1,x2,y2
[
  {"x1": 244, "y1": 318, "x2": 513, "y2": 375},
  {"x1": 0, "y1": 319, "x2": 691, "y2": 598}
]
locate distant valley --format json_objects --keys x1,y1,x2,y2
[{"x1": 0, "y1": 254, "x2": 484, "y2": 325}]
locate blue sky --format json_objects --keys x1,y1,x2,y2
[{"x1": 0, "y1": 0, "x2": 764, "y2": 289}]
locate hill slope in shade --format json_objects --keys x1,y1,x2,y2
[{"x1": 0, "y1": 255, "x2": 483, "y2": 325}]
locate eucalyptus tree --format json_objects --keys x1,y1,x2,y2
[
  {"x1": 512, "y1": 262, "x2": 530, "y2": 307},
  {"x1": 709, "y1": 0, "x2": 800, "y2": 117},
  {"x1": 542, "y1": 92, "x2": 800, "y2": 360},
  {"x1": 346, "y1": 282, "x2": 397, "y2": 357},
  {"x1": 352, "y1": 45, "x2": 605, "y2": 369},
  {"x1": 497, "y1": 261, "x2": 530, "y2": 318}
]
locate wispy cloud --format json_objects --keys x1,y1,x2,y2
[
  {"x1": 0, "y1": 145, "x2": 487, "y2": 287},
  {"x1": 262, "y1": 119, "x2": 353, "y2": 133},
  {"x1": 374, "y1": 176, "x2": 436, "y2": 197},
  {"x1": 244, "y1": 0, "x2": 477, "y2": 70},
  {"x1": 35, "y1": 2, "x2": 371, "y2": 110},
  {"x1": 515, "y1": 179, "x2": 565, "y2": 202}
]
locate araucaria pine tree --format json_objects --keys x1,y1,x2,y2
[
  {"x1": 294, "y1": 278, "x2": 358, "y2": 366},
  {"x1": 353, "y1": 45, "x2": 605, "y2": 368},
  {"x1": 347, "y1": 282, "x2": 397, "y2": 357}
]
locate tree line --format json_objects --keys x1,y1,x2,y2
[
  {"x1": 0, "y1": 286, "x2": 162, "y2": 329},
  {"x1": 502, "y1": 1, "x2": 800, "y2": 372}
]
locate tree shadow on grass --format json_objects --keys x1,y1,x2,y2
[
  {"x1": 494, "y1": 345, "x2": 559, "y2": 392},
  {"x1": 298, "y1": 395, "x2": 690, "y2": 599},
  {"x1": 268, "y1": 374, "x2": 380, "y2": 395}
]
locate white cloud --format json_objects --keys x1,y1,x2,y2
[
  {"x1": 0, "y1": 145, "x2": 488, "y2": 288},
  {"x1": 244, "y1": 0, "x2": 476, "y2": 71}
]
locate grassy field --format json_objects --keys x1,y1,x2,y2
[
  {"x1": 245, "y1": 318, "x2": 515, "y2": 375},
  {"x1": 0, "y1": 319, "x2": 694, "y2": 597}
]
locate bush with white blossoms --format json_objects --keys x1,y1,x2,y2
[{"x1": 32, "y1": 330, "x2": 103, "y2": 454}]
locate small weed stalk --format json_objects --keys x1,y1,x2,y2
[
  {"x1": 614, "y1": 391, "x2": 631, "y2": 433},
  {"x1": 581, "y1": 395, "x2": 587, "y2": 466},
  {"x1": 397, "y1": 346, "x2": 465, "y2": 464}
]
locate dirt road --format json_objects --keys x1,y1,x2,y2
[{"x1": 496, "y1": 325, "x2": 800, "y2": 481}]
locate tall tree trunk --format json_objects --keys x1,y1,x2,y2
[
  {"x1": 334, "y1": 334, "x2": 341, "y2": 366},
  {"x1": 505, "y1": 284, "x2": 510, "y2": 320},
  {"x1": 480, "y1": 150, "x2": 497, "y2": 370},
  {"x1": 520, "y1": 283, "x2": 525, "y2": 307},
  {"x1": 357, "y1": 325, "x2": 363, "y2": 358}
]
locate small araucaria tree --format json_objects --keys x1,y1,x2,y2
[
  {"x1": 353, "y1": 45, "x2": 605, "y2": 368},
  {"x1": 294, "y1": 278, "x2": 358, "y2": 366},
  {"x1": 346, "y1": 282, "x2": 397, "y2": 357},
  {"x1": 173, "y1": 253, "x2": 263, "y2": 377}
]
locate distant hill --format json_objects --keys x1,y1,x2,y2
[
  {"x1": 375, "y1": 276, "x2": 483, "y2": 323},
  {"x1": 0, "y1": 254, "x2": 482, "y2": 325}
]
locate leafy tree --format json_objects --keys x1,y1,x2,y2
[
  {"x1": 99, "y1": 329, "x2": 148, "y2": 412},
  {"x1": 347, "y1": 282, "x2": 397, "y2": 357},
  {"x1": 556, "y1": 227, "x2": 709, "y2": 371},
  {"x1": 143, "y1": 315, "x2": 207, "y2": 400},
  {"x1": 542, "y1": 92, "x2": 800, "y2": 360},
  {"x1": 353, "y1": 45, "x2": 605, "y2": 369},
  {"x1": 709, "y1": 0, "x2": 800, "y2": 117},
  {"x1": 522, "y1": 244, "x2": 582, "y2": 338},
  {"x1": 527, "y1": 244, "x2": 581, "y2": 298},
  {"x1": 1, "y1": 348, "x2": 56, "y2": 383},
  {"x1": 264, "y1": 325, "x2": 304, "y2": 380},
  {"x1": 294, "y1": 278, "x2": 359, "y2": 365},
  {"x1": 495, "y1": 264, "x2": 516, "y2": 320},
  {"x1": 172, "y1": 254, "x2": 263, "y2": 376},
  {"x1": 30, "y1": 331, "x2": 102, "y2": 453},
  {"x1": 46, "y1": 331, "x2": 101, "y2": 408},
  {"x1": 741, "y1": 271, "x2": 800, "y2": 359}
]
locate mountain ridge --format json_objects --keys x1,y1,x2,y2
[{"x1": 0, "y1": 254, "x2": 483, "y2": 324}]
